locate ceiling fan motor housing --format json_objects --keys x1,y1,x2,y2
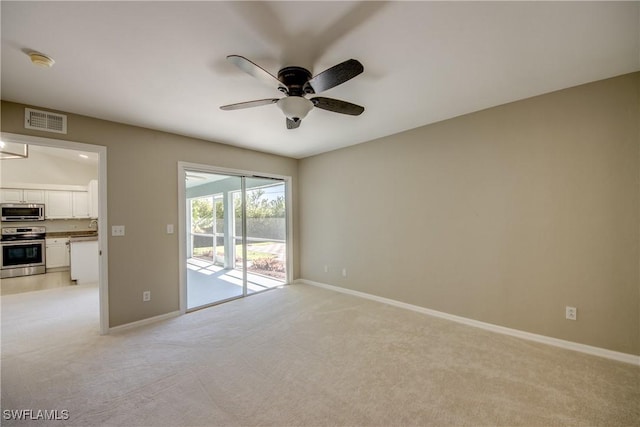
[{"x1": 277, "y1": 66, "x2": 313, "y2": 96}]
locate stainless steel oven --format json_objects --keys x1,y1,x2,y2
[{"x1": 1, "y1": 226, "x2": 46, "y2": 278}]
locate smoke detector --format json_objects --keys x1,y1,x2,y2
[{"x1": 28, "y1": 51, "x2": 55, "y2": 68}]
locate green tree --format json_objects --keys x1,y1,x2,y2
[
  {"x1": 233, "y1": 188, "x2": 286, "y2": 240},
  {"x1": 191, "y1": 198, "x2": 213, "y2": 233},
  {"x1": 236, "y1": 189, "x2": 285, "y2": 218}
]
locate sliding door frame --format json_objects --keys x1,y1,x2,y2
[{"x1": 177, "y1": 161, "x2": 293, "y2": 314}]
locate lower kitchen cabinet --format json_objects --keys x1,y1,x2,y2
[
  {"x1": 45, "y1": 238, "x2": 70, "y2": 269},
  {"x1": 70, "y1": 239, "x2": 99, "y2": 285}
]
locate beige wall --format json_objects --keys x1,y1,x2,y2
[
  {"x1": 299, "y1": 73, "x2": 640, "y2": 355},
  {"x1": 2, "y1": 73, "x2": 638, "y2": 354},
  {"x1": 1, "y1": 101, "x2": 299, "y2": 327}
]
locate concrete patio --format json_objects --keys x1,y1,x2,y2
[{"x1": 187, "y1": 257, "x2": 285, "y2": 309}]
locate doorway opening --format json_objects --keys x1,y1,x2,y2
[
  {"x1": 179, "y1": 164, "x2": 290, "y2": 311},
  {"x1": 0, "y1": 132, "x2": 108, "y2": 334}
]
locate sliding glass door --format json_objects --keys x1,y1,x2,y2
[
  {"x1": 186, "y1": 173, "x2": 244, "y2": 309},
  {"x1": 184, "y1": 170, "x2": 287, "y2": 310},
  {"x1": 244, "y1": 178, "x2": 287, "y2": 294}
]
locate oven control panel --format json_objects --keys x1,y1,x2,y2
[{"x1": 1, "y1": 226, "x2": 46, "y2": 236}]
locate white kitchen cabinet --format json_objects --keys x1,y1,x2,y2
[
  {"x1": 45, "y1": 190, "x2": 90, "y2": 218},
  {"x1": 0, "y1": 189, "x2": 22, "y2": 203},
  {"x1": 88, "y1": 180, "x2": 99, "y2": 218},
  {"x1": 2, "y1": 187, "x2": 91, "y2": 219},
  {"x1": 46, "y1": 238, "x2": 70, "y2": 269},
  {"x1": 45, "y1": 191, "x2": 73, "y2": 218},
  {"x1": 1, "y1": 188, "x2": 45, "y2": 203},
  {"x1": 72, "y1": 192, "x2": 90, "y2": 218},
  {"x1": 70, "y1": 239, "x2": 99, "y2": 285},
  {"x1": 24, "y1": 190, "x2": 45, "y2": 203}
]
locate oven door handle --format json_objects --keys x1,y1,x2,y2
[{"x1": 1, "y1": 239, "x2": 46, "y2": 246}]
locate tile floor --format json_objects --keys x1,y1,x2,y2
[{"x1": 0, "y1": 270, "x2": 76, "y2": 296}]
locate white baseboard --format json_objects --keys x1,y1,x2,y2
[
  {"x1": 295, "y1": 279, "x2": 640, "y2": 366},
  {"x1": 108, "y1": 310, "x2": 181, "y2": 333}
]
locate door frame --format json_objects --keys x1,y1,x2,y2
[
  {"x1": 1, "y1": 132, "x2": 109, "y2": 334},
  {"x1": 177, "y1": 161, "x2": 293, "y2": 314}
]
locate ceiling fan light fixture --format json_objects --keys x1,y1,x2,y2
[
  {"x1": 276, "y1": 96, "x2": 313, "y2": 120},
  {"x1": 28, "y1": 51, "x2": 55, "y2": 68}
]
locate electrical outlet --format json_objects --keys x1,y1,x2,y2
[
  {"x1": 565, "y1": 306, "x2": 577, "y2": 320},
  {"x1": 143, "y1": 291, "x2": 151, "y2": 302},
  {"x1": 112, "y1": 225, "x2": 125, "y2": 236},
  {"x1": 342, "y1": 268, "x2": 347, "y2": 278},
  {"x1": 323, "y1": 265, "x2": 328, "y2": 273}
]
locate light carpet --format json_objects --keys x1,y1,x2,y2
[{"x1": 1, "y1": 283, "x2": 638, "y2": 426}]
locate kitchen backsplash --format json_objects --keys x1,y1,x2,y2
[{"x1": 0, "y1": 218, "x2": 97, "y2": 233}]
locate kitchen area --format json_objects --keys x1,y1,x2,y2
[{"x1": 0, "y1": 144, "x2": 100, "y2": 295}]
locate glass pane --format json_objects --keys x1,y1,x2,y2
[
  {"x1": 3, "y1": 243, "x2": 44, "y2": 266},
  {"x1": 233, "y1": 191, "x2": 244, "y2": 271},
  {"x1": 186, "y1": 173, "x2": 244, "y2": 309},
  {"x1": 245, "y1": 178, "x2": 287, "y2": 294},
  {"x1": 191, "y1": 197, "x2": 214, "y2": 262}
]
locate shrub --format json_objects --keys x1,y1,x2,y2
[{"x1": 252, "y1": 257, "x2": 285, "y2": 273}]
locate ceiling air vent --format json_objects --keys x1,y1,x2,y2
[{"x1": 24, "y1": 108, "x2": 67, "y2": 134}]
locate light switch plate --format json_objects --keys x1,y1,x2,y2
[
  {"x1": 166, "y1": 224, "x2": 174, "y2": 234},
  {"x1": 112, "y1": 225, "x2": 125, "y2": 236}
]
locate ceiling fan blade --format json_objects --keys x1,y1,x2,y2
[
  {"x1": 306, "y1": 59, "x2": 364, "y2": 94},
  {"x1": 227, "y1": 55, "x2": 285, "y2": 92},
  {"x1": 220, "y1": 98, "x2": 279, "y2": 111},
  {"x1": 311, "y1": 97, "x2": 364, "y2": 116},
  {"x1": 286, "y1": 118, "x2": 301, "y2": 129}
]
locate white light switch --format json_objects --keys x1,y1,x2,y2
[
  {"x1": 166, "y1": 224, "x2": 174, "y2": 234},
  {"x1": 112, "y1": 225, "x2": 125, "y2": 236}
]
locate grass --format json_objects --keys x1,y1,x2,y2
[{"x1": 193, "y1": 244, "x2": 275, "y2": 261}]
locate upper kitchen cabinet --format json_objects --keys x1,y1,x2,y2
[
  {"x1": 88, "y1": 180, "x2": 98, "y2": 218},
  {"x1": 1, "y1": 188, "x2": 45, "y2": 203},
  {"x1": 45, "y1": 190, "x2": 73, "y2": 218},
  {"x1": 72, "y1": 191, "x2": 90, "y2": 218},
  {"x1": 45, "y1": 190, "x2": 91, "y2": 219}
]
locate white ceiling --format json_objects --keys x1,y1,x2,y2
[
  {"x1": 1, "y1": 1, "x2": 639, "y2": 159},
  {"x1": 185, "y1": 171, "x2": 229, "y2": 189}
]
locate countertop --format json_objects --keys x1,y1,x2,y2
[
  {"x1": 46, "y1": 231, "x2": 98, "y2": 241},
  {"x1": 69, "y1": 235, "x2": 99, "y2": 243}
]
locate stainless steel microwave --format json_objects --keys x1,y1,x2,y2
[{"x1": 1, "y1": 204, "x2": 45, "y2": 222}]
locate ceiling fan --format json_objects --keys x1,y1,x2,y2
[{"x1": 220, "y1": 55, "x2": 365, "y2": 129}]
